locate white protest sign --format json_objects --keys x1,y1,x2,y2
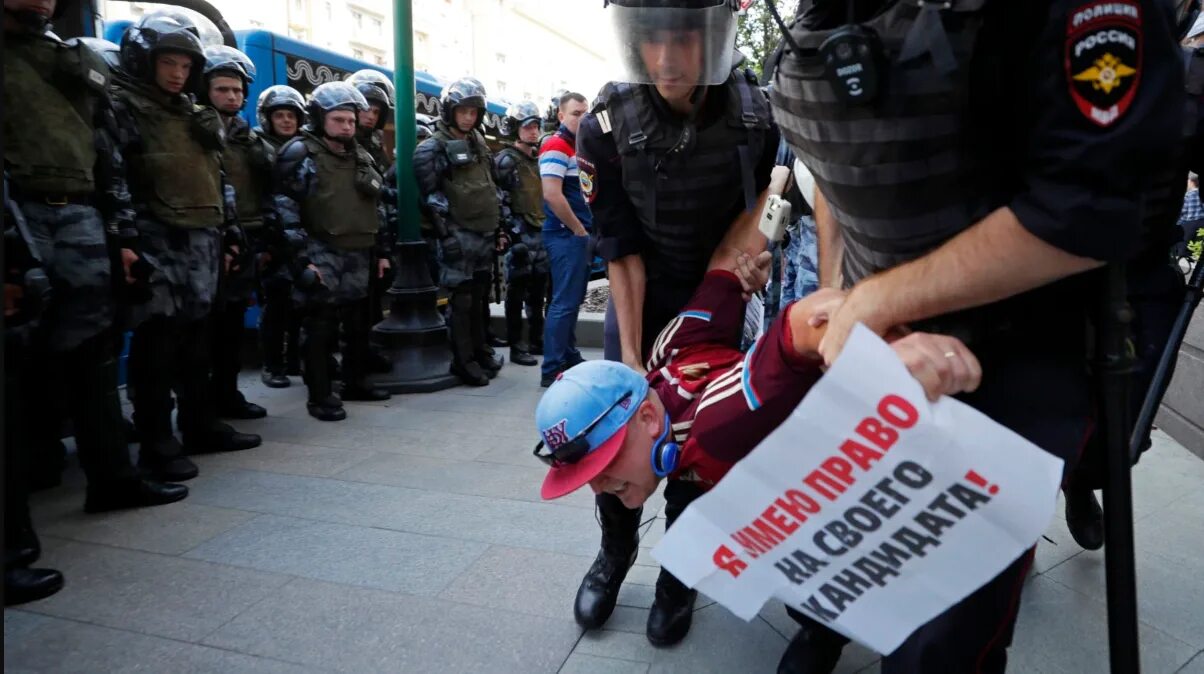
[{"x1": 651, "y1": 325, "x2": 1064, "y2": 655}]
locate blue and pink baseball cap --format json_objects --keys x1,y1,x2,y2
[{"x1": 535, "y1": 360, "x2": 650, "y2": 500}]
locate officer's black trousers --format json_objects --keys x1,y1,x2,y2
[
  {"x1": 339, "y1": 297, "x2": 373, "y2": 386},
  {"x1": 211, "y1": 301, "x2": 247, "y2": 405},
  {"x1": 260, "y1": 282, "x2": 300, "y2": 374},
  {"x1": 302, "y1": 305, "x2": 338, "y2": 403},
  {"x1": 447, "y1": 286, "x2": 476, "y2": 366},
  {"x1": 505, "y1": 272, "x2": 547, "y2": 349},
  {"x1": 24, "y1": 332, "x2": 138, "y2": 487},
  {"x1": 130, "y1": 315, "x2": 216, "y2": 457}
]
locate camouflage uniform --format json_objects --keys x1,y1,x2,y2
[
  {"x1": 494, "y1": 143, "x2": 549, "y2": 354},
  {"x1": 3, "y1": 29, "x2": 146, "y2": 492},
  {"x1": 414, "y1": 118, "x2": 503, "y2": 382},
  {"x1": 276, "y1": 126, "x2": 389, "y2": 412}
]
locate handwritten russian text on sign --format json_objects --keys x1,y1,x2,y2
[{"x1": 651, "y1": 326, "x2": 1063, "y2": 654}]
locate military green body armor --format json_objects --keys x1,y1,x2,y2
[
  {"x1": 3, "y1": 35, "x2": 107, "y2": 195},
  {"x1": 433, "y1": 126, "x2": 499, "y2": 233},
  {"x1": 357, "y1": 127, "x2": 389, "y2": 171},
  {"x1": 299, "y1": 134, "x2": 381, "y2": 250},
  {"x1": 119, "y1": 85, "x2": 223, "y2": 228},
  {"x1": 224, "y1": 130, "x2": 271, "y2": 228},
  {"x1": 500, "y1": 146, "x2": 545, "y2": 230}
]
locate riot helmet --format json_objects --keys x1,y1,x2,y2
[
  {"x1": 347, "y1": 69, "x2": 396, "y2": 123},
  {"x1": 544, "y1": 89, "x2": 568, "y2": 130},
  {"x1": 257, "y1": 85, "x2": 308, "y2": 136},
  {"x1": 306, "y1": 81, "x2": 369, "y2": 140},
  {"x1": 604, "y1": 0, "x2": 740, "y2": 88},
  {"x1": 202, "y1": 45, "x2": 255, "y2": 110},
  {"x1": 501, "y1": 101, "x2": 542, "y2": 140},
  {"x1": 439, "y1": 77, "x2": 488, "y2": 131},
  {"x1": 119, "y1": 11, "x2": 206, "y2": 93},
  {"x1": 416, "y1": 113, "x2": 436, "y2": 142}
]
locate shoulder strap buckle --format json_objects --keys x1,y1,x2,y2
[{"x1": 627, "y1": 131, "x2": 648, "y2": 148}]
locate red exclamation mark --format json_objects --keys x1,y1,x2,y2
[{"x1": 965, "y1": 470, "x2": 1000, "y2": 495}]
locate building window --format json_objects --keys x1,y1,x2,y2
[
  {"x1": 352, "y1": 10, "x2": 363, "y2": 28},
  {"x1": 374, "y1": 54, "x2": 387, "y2": 66},
  {"x1": 289, "y1": 26, "x2": 308, "y2": 40},
  {"x1": 372, "y1": 17, "x2": 383, "y2": 35},
  {"x1": 496, "y1": 80, "x2": 507, "y2": 94},
  {"x1": 325, "y1": 2, "x2": 332, "y2": 19},
  {"x1": 416, "y1": 31, "x2": 428, "y2": 45},
  {"x1": 353, "y1": 48, "x2": 365, "y2": 60},
  {"x1": 250, "y1": 19, "x2": 265, "y2": 28},
  {"x1": 293, "y1": 0, "x2": 304, "y2": 10},
  {"x1": 496, "y1": 52, "x2": 506, "y2": 65}
]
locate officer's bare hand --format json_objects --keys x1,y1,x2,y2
[
  {"x1": 734, "y1": 251, "x2": 772, "y2": 301},
  {"x1": 623, "y1": 352, "x2": 648, "y2": 376},
  {"x1": 797, "y1": 288, "x2": 847, "y2": 330},
  {"x1": 225, "y1": 245, "x2": 241, "y2": 273},
  {"x1": 307, "y1": 264, "x2": 322, "y2": 284},
  {"x1": 120, "y1": 248, "x2": 140, "y2": 284},
  {"x1": 377, "y1": 257, "x2": 391, "y2": 279},
  {"x1": 890, "y1": 333, "x2": 981, "y2": 402}
]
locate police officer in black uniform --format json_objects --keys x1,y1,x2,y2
[
  {"x1": 414, "y1": 78, "x2": 506, "y2": 386},
  {"x1": 254, "y1": 84, "x2": 307, "y2": 388},
  {"x1": 495, "y1": 101, "x2": 549, "y2": 367},
  {"x1": 348, "y1": 69, "x2": 395, "y2": 170},
  {"x1": 275, "y1": 81, "x2": 393, "y2": 422},
  {"x1": 4, "y1": 0, "x2": 189, "y2": 511},
  {"x1": 766, "y1": 0, "x2": 1182, "y2": 671},
  {"x1": 115, "y1": 11, "x2": 261, "y2": 482},
  {"x1": 573, "y1": 0, "x2": 779, "y2": 648},
  {"x1": 200, "y1": 45, "x2": 270, "y2": 421}
]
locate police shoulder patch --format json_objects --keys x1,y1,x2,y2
[{"x1": 1065, "y1": 0, "x2": 1142, "y2": 128}]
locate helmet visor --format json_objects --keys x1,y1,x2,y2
[{"x1": 609, "y1": 3, "x2": 737, "y2": 87}]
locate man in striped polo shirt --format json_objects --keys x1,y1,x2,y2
[{"x1": 539, "y1": 92, "x2": 593, "y2": 387}]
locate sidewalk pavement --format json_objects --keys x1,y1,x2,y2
[{"x1": 5, "y1": 348, "x2": 1204, "y2": 673}]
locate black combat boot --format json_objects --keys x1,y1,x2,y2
[
  {"x1": 4, "y1": 568, "x2": 64, "y2": 606},
  {"x1": 217, "y1": 391, "x2": 267, "y2": 420},
  {"x1": 182, "y1": 421, "x2": 262, "y2": 454},
  {"x1": 510, "y1": 346, "x2": 538, "y2": 366},
  {"x1": 575, "y1": 494, "x2": 641, "y2": 629},
  {"x1": 471, "y1": 280, "x2": 502, "y2": 377},
  {"x1": 308, "y1": 394, "x2": 347, "y2": 422},
  {"x1": 646, "y1": 568, "x2": 697, "y2": 646},
  {"x1": 1064, "y1": 484, "x2": 1105, "y2": 550},
  {"x1": 85, "y1": 477, "x2": 188, "y2": 513},
  {"x1": 449, "y1": 290, "x2": 489, "y2": 386},
  {"x1": 777, "y1": 610, "x2": 849, "y2": 674},
  {"x1": 338, "y1": 300, "x2": 392, "y2": 402},
  {"x1": 132, "y1": 322, "x2": 199, "y2": 482}
]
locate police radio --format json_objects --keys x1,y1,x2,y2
[{"x1": 820, "y1": 23, "x2": 882, "y2": 105}]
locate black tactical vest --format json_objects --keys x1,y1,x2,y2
[
  {"x1": 772, "y1": 0, "x2": 995, "y2": 285},
  {"x1": 597, "y1": 70, "x2": 773, "y2": 282},
  {"x1": 3, "y1": 34, "x2": 107, "y2": 196}
]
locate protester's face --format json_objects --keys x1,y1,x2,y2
[
  {"x1": 270, "y1": 109, "x2": 299, "y2": 137},
  {"x1": 324, "y1": 109, "x2": 357, "y2": 140},
  {"x1": 558, "y1": 99, "x2": 588, "y2": 136},
  {"x1": 207, "y1": 75, "x2": 244, "y2": 115},
  {"x1": 640, "y1": 29, "x2": 703, "y2": 105},
  {"x1": 454, "y1": 106, "x2": 479, "y2": 133},
  {"x1": 518, "y1": 121, "x2": 541, "y2": 145},
  {"x1": 587, "y1": 400, "x2": 662, "y2": 509},
  {"x1": 359, "y1": 104, "x2": 381, "y2": 130},
  {"x1": 155, "y1": 52, "x2": 193, "y2": 94}
]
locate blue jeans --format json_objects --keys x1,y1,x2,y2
[{"x1": 542, "y1": 229, "x2": 589, "y2": 376}]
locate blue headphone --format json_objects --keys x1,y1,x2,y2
[{"x1": 650, "y1": 412, "x2": 681, "y2": 478}]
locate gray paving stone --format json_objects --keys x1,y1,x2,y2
[
  {"x1": 604, "y1": 605, "x2": 653, "y2": 635},
  {"x1": 195, "y1": 441, "x2": 379, "y2": 478},
  {"x1": 27, "y1": 539, "x2": 290, "y2": 642},
  {"x1": 575, "y1": 629, "x2": 658, "y2": 664},
  {"x1": 1045, "y1": 545, "x2": 1204, "y2": 649},
  {"x1": 185, "y1": 469, "x2": 603, "y2": 556},
  {"x1": 439, "y1": 545, "x2": 588, "y2": 619},
  {"x1": 647, "y1": 603, "x2": 786, "y2": 674},
  {"x1": 203, "y1": 577, "x2": 578, "y2": 673},
  {"x1": 38, "y1": 501, "x2": 256, "y2": 555},
  {"x1": 1131, "y1": 438, "x2": 1204, "y2": 520},
  {"x1": 560, "y1": 653, "x2": 650, "y2": 674},
  {"x1": 3, "y1": 610, "x2": 53, "y2": 643},
  {"x1": 1179, "y1": 651, "x2": 1204, "y2": 674},
  {"x1": 1032, "y1": 519, "x2": 1086, "y2": 576},
  {"x1": 335, "y1": 452, "x2": 595, "y2": 508},
  {"x1": 618, "y1": 583, "x2": 656, "y2": 609},
  {"x1": 185, "y1": 514, "x2": 489, "y2": 596},
  {"x1": 1009, "y1": 576, "x2": 1198, "y2": 674},
  {"x1": 2, "y1": 615, "x2": 317, "y2": 674}
]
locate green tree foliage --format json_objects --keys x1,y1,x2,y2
[{"x1": 736, "y1": 1, "x2": 798, "y2": 80}]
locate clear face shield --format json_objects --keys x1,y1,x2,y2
[{"x1": 608, "y1": 3, "x2": 737, "y2": 88}]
